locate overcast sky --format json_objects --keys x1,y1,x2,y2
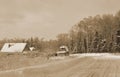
[{"x1": 0, "y1": 0, "x2": 120, "y2": 40}]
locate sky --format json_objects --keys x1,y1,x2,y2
[{"x1": 0, "y1": 0, "x2": 120, "y2": 40}]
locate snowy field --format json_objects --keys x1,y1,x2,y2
[{"x1": 1, "y1": 53, "x2": 120, "y2": 77}]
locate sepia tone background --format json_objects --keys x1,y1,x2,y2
[
  {"x1": 0, "y1": 0, "x2": 120, "y2": 40},
  {"x1": 0, "y1": 1, "x2": 120, "y2": 77}
]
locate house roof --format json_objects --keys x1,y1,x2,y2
[{"x1": 1, "y1": 43, "x2": 27, "y2": 52}]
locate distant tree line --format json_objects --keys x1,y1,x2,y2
[
  {"x1": 67, "y1": 10, "x2": 120, "y2": 53},
  {"x1": 0, "y1": 10, "x2": 120, "y2": 53}
]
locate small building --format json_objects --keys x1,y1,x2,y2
[{"x1": 1, "y1": 43, "x2": 27, "y2": 52}]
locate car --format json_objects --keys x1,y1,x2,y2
[{"x1": 55, "y1": 46, "x2": 69, "y2": 56}]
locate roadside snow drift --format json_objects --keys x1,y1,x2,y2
[{"x1": 70, "y1": 53, "x2": 120, "y2": 59}]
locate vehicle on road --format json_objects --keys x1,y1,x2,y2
[{"x1": 55, "y1": 45, "x2": 69, "y2": 56}]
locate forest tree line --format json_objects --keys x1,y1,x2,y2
[{"x1": 0, "y1": 10, "x2": 120, "y2": 53}]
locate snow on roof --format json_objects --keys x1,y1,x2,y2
[{"x1": 1, "y1": 43, "x2": 27, "y2": 52}]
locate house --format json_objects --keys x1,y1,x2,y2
[{"x1": 1, "y1": 43, "x2": 27, "y2": 52}]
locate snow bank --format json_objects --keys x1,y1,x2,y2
[
  {"x1": 70, "y1": 53, "x2": 110, "y2": 57},
  {"x1": 70, "y1": 53, "x2": 120, "y2": 59}
]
